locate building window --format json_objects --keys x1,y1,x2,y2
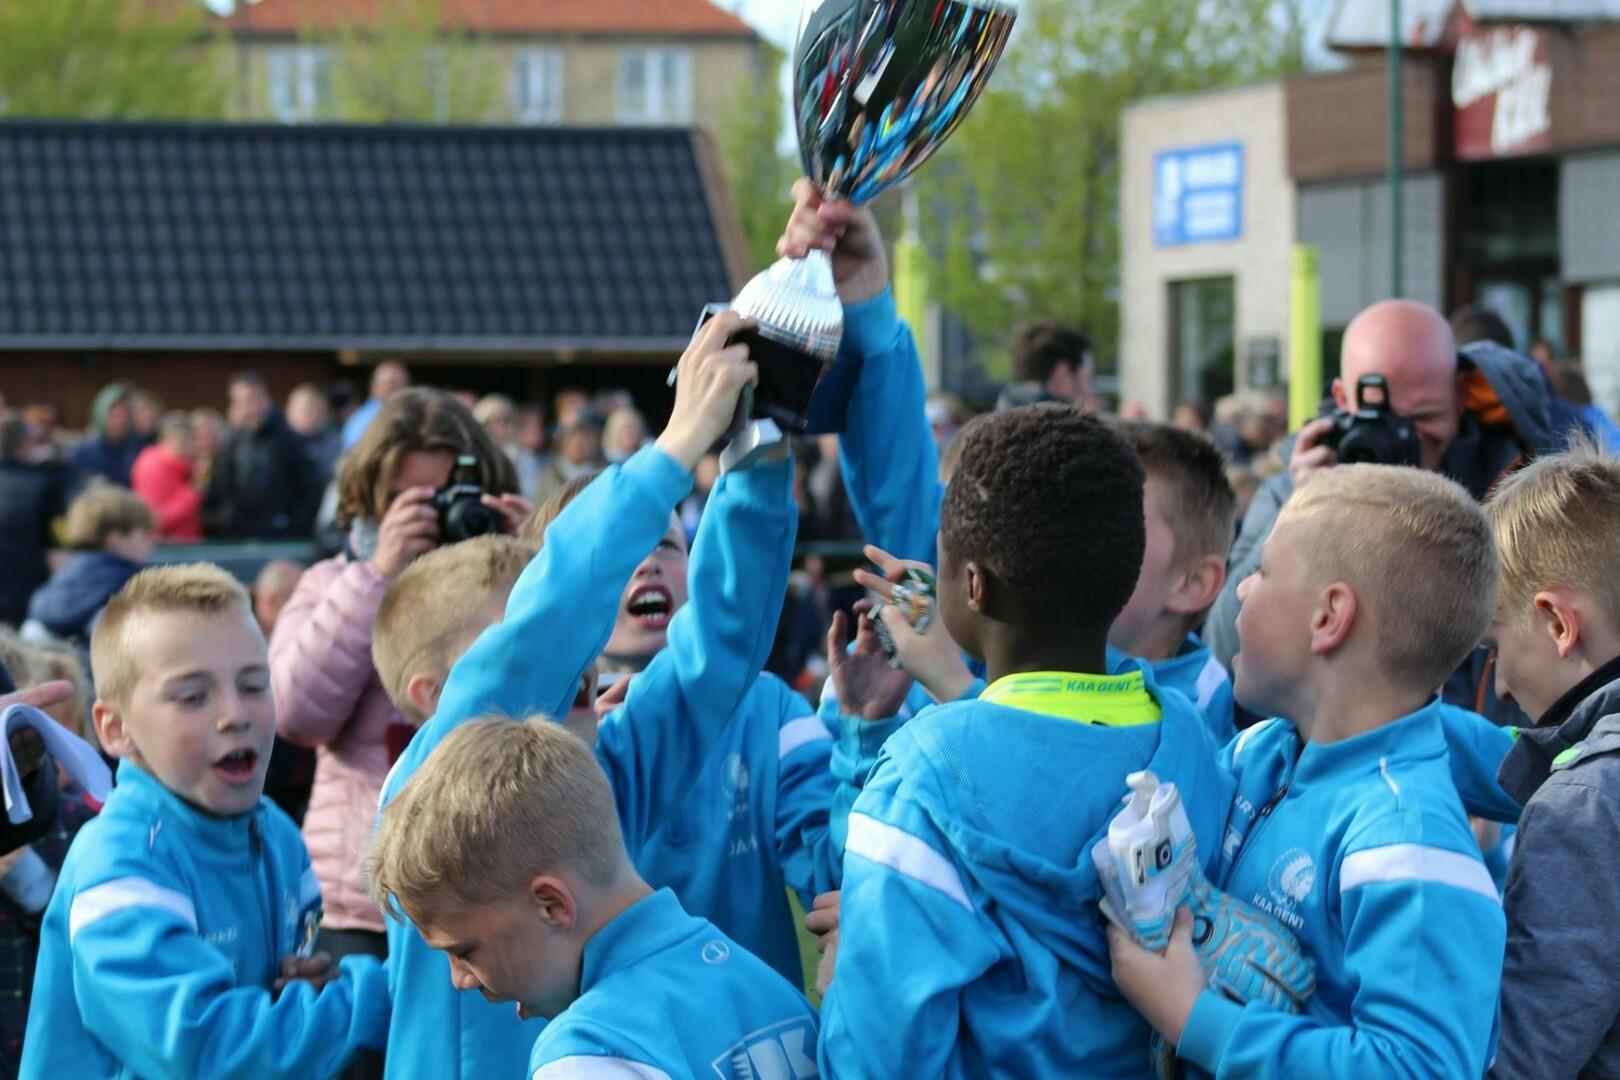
[
  {"x1": 267, "y1": 47, "x2": 332, "y2": 123},
  {"x1": 616, "y1": 48, "x2": 692, "y2": 124},
  {"x1": 511, "y1": 48, "x2": 563, "y2": 124},
  {"x1": 1169, "y1": 276, "x2": 1236, "y2": 407}
]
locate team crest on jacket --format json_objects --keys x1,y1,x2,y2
[
  {"x1": 1268, "y1": 848, "x2": 1316, "y2": 907},
  {"x1": 712, "y1": 1018, "x2": 819, "y2": 1079},
  {"x1": 723, "y1": 753, "x2": 750, "y2": 822}
]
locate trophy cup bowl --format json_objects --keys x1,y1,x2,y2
[{"x1": 713, "y1": 0, "x2": 1018, "y2": 471}]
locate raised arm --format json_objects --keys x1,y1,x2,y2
[
  {"x1": 778, "y1": 181, "x2": 940, "y2": 565},
  {"x1": 597, "y1": 450, "x2": 797, "y2": 852},
  {"x1": 384, "y1": 311, "x2": 759, "y2": 806}
]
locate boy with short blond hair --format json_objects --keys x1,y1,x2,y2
[
  {"x1": 372, "y1": 535, "x2": 537, "y2": 724},
  {"x1": 1108, "y1": 421, "x2": 1239, "y2": 742},
  {"x1": 372, "y1": 718, "x2": 817, "y2": 1076},
  {"x1": 23, "y1": 564, "x2": 389, "y2": 1079},
  {"x1": 1109, "y1": 464, "x2": 1506, "y2": 1080},
  {"x1": 27, "y1": 485, "x2": 155, "y2": 642},
  {"x1": 1483, "y1": 441, "x2": 1620, "y2": 1079}
]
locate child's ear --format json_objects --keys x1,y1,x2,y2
[
  {"x1": 964, "y1": 561, "x2": 988, "y2": 614},
  {"x1": 1308, "y1": 582, "x2": 1357, "y2": 656},
  {"x1": 1166, "y1": 554, "x2": 1227, "y2": 617},
  {"x1": 1533, "y1": 590, "x2": 1582, "y2": 660},
  {"x1": 529, "y1": 875, "x2": 577, "y2": 932},
  {"x1": 405, "y1": 673, "x2": 442, "y2": 721},
  {"x1": 91, "y1": 699, "x2": 135, "y2": 759}
]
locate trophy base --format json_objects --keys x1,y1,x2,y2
[{"x1": 720, "y1": 418, "x2": 785, "y2": 474}]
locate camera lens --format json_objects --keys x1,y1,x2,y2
[{"x1": 444, "y1": 497, "x2": 499, "y2": 541}]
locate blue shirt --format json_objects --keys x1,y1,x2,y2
[
  {"x1": 340, "y1": 397, "x2": 382, "y2": 451},
  {"x1": 818, "y1": 665, "x2": 1232, "y2": 1079},
  {"x1": 1180, "y1": 703, "x2": 1506, "y2": 1079},
  {"x1": 23, "y1": 761, "x2": 389, "y2": 1079},
  {"x1": 379, "y1": 447, "x2": 798, "y2": 1080},
  {"x1": 530, "y1": 889, "x2": 819, "y2": 1078}
]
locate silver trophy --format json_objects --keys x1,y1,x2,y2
[{"x1": 712, "y1": 0, "x2": 1018, "y2": 471}]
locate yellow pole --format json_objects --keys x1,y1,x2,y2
[{"x1": 1289, "y1": 244, "x2": 1323, "y2": 431}]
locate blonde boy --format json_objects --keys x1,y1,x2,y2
[
  {"x1": 22, "y1": 565, "x2": 389, "y2": 1080},
  {"x1": 1483, "y1": 442, "x2": 1620, "y2": 1079},
  {"x1": 370, "y1": 717, "x2": 817, "y2": 1076},
  {"x1": 373, "y1": 535, "x2": 600, "y2": 742},
  {"x1": 1108, "y1": 421, "x2": 1239, "y2": 742},
  {"x1": 1110, "y1": 465, "x2": 1506, "y2": 1080},
  {"x1": 27, "y1": 485, "x2": 154, "y2": 642}
]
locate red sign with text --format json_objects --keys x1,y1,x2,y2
[{"x1": 1452, "y1": 24, "x2": 1552, "y2": 160}]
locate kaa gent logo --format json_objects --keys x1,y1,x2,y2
[
  {"x1": 712, "y1": 1018, "x2": 819, "y2": 1080},
  {"x1": 1267, "y1": 848, "x2": 1317, "y2": 907}
]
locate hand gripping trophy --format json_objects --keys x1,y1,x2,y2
[{"x1": 699, "y1": 0, "x2": 1018, "y2": 471}]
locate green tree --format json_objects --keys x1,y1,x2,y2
[
  {"x1": 317, "y1": 0, "x2": 502, "y2": 124},
  {"x1": 0, "y1": 0, "x2": 226, "y2": 119},
  {"x1": 716, "y1": 43, "x2": 799, "y2": 271},
  {"x1": 918, "y1": 0, "x2": 1304, "y2": 371}
]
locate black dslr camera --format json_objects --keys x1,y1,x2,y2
[
  {"x1": 1318, "y1": 374, "x2": 1421, "y2": 467},
  {"x1": 433, "y1": 454, "x2": 499, "y2": 541}
]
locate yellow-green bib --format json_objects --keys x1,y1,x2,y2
[{"x1": 978, "y1": 671, "x2": 1161, "y2": 728}]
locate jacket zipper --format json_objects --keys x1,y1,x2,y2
[
  {"x1": 249, "y1": 816, "x2": 279, "y2": 983},
  {"x1": 1227, "y1": 745, "x2": 1304, "y2": 881}
]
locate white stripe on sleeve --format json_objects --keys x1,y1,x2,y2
[
  {"x1": 845, "y1": 812, "x2": 973, "y2": 912},
  {"x1": 1195, "y1": 655, "x2": 1230, "y2": 711},
  {"x1": 299, "y1": 866, "x2": 321, "y2": 908},
  {"x1": 1339, "y1": 843, "x2": 1499, "y2": 902},
  {"x1": 778, "y1": 715, "x2": 831, "y2": 761},
  {"x1": 533, "y1": 1056, "x2": 673, "y2": 1079},
  {"x1": 70, "y1": 877, "x2": 198, "y2": 941}
]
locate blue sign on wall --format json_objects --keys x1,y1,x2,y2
[{"x1": 1153, "y1": 142, "x2": 1244, "y2": 247}]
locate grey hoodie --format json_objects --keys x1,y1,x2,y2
[{"x1": 1490, "y1": 660, "x2": 1620, "y2": 1080}]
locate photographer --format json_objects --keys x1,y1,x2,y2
[
  {"x1": 266, "y1": 387, "x2": 523, "y2": 1076},
  {"x1": 1205, "y1": 298, "x2": 1578, "y2": 724}
]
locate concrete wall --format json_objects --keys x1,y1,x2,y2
[{"x1": 1120, "y1": 82, "x2": 1295, "y2": 418}]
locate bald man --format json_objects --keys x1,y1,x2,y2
[{"x1": 1205, "y1": 298, "x2": 1577, "y2": 724}]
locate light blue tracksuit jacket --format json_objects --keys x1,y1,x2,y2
[
  {"x1": 378, "y1": 446, "x2": 797, "y2": 1080},
  {"x1": 1180, "y1": 703, "x2": 1508, "y2": 1079},
  {"x1": 23, "y1": 761, "x2": 390, "y2": 1079},
  {"x1": 529, "y1": 888, "x2": 820, "y2": 1079},
  {"x1": 818, "y1": 665, "x2": 1233, "y2": 1078}
]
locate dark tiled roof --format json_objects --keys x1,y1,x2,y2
[{"x1": 0, "y1": 121, "x2": 742, "y2": 352}]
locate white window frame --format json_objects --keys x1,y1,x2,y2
[
  {"x1": 615, "y1": 47, "x2": 693, "y2": 124},
  {"x1": 266, "y1": 46, "x2": 331, "y2": 123},
  {"x1": 511, "y1": 47, "x2": 564, "y2": 124}
]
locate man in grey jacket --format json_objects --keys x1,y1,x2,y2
[
  {"x1": 1205, "y1": 298, "x2": 1577, "y2": 726},
  {"x1": 1483, "y1": 444, "x2": 1620, "y2": 1080}
]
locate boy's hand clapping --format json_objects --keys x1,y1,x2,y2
[
  {"x1": 827, "y1": 604, "x2": 914, "y2": 723},
  {"x1": 776, "y1": 179, "x2": 888, "y2": 306},
  {"x1": 853, "y1": 546, "x2": 975, "y2": 703},
  {"x1": 656, "y1": 310, "x2": 759, "y2": 472}
]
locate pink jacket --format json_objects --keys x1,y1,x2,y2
[{"x1": 269, "y1": 554, "x2": 409, "y2": 933}]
